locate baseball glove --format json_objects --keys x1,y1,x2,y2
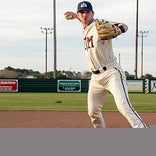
[{"x1": 95, "y1": 20, "x2": 122, "y2": 40}]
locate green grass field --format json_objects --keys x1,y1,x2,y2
[{"x1": 0, "y1": 93, "x2": 156, "y2": 112}]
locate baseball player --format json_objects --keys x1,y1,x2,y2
[{"x1": 64, "y1": 1, "x2": 147, "y2": 128}]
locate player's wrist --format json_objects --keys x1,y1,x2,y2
[
  {"x1": 114, "y1": 23, "x2": 128, "y2": 33},
  {"x1": 118, "y1": 25, "x2": 125, "y2": 33}
]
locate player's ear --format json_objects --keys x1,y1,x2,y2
[{"x1": 92, "y1": 11, "x2": 95, "y2": 16}]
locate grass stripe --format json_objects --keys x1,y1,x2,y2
[{"x1": 0, "y1": 93, "x2": 155, "y2": 112}]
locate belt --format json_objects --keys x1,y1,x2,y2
[{"x1": 92, "y1": 66, "x2": 107, "y2": 74}]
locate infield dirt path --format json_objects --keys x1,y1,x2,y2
[{"x1": 0, "y1": 111, "x2": 155, "y2": 128}]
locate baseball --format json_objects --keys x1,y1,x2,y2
[{"x1": 65, "y1": 15, "x2": 73, "y2": 20}]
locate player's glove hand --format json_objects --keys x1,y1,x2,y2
[{"x1": 95, "y1": 20, "x2": 122, "y2": 40}]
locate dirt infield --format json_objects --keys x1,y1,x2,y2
[{"x1": 0, "y1": 111, "x2": 155, "y2": 128}]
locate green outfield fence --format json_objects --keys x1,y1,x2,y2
[{"x1": 0, "y1": 78, "x2": 156, "y2": 93}]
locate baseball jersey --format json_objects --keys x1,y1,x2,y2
[{"x1": 83, "y1": 19, "x2": 117, "y2": 71}]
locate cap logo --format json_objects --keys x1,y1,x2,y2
[{"x1": 81, "y1": 2, "x2": 87, "y2": 8}]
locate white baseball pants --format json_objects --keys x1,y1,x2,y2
[{"x1": 88, "y1": 66, "x2": 147, "y2": 128}]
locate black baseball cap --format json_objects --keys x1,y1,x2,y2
[{"x1": 77, "y1": 1, "x2": 93, "y2": 12}]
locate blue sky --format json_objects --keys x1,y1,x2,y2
[{"x1": 0, "y1": 0, "x2": 156, "y2": 77}]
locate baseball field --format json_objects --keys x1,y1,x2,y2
[{"x1": 0, "y1": 93, "x2": 156, "y2": 128}]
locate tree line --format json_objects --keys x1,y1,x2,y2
[{"x1": 0, "y1": 66, "x2": 155, "y2": 79}]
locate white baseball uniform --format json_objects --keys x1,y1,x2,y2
[{"x1": 83, "y1": 19, "x2": 147, "y2": 128}]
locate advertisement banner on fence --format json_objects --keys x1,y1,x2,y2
[
  {"x1": 150, "y1": 80, "x2": 156, "y2": 93},
  {"x1": 57, "y1": 80, "x2": 81, "y2": 92},
  {"x1": 127, "y1": 80, "x2": 143, "y2": 93},
  {"x1": 0, "y1": 79, "x2": 18, "y2": 92}
]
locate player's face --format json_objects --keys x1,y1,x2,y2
[{"x1": 77, "y1": 10, "x2": 94, "y2": 28}]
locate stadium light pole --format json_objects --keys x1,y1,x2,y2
[
  {"x1": 134, "y1": 0, "x2": 139, "y2": 79},
  {"x1": 53, "y1": 0, "x2": 57, "y2": 79},
  {"x1": 138, "y1": 31, "x2": 149, "y2": 77},
  {"x1": 40, "y1": 27, "x2": 53, "y2": 77}
]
